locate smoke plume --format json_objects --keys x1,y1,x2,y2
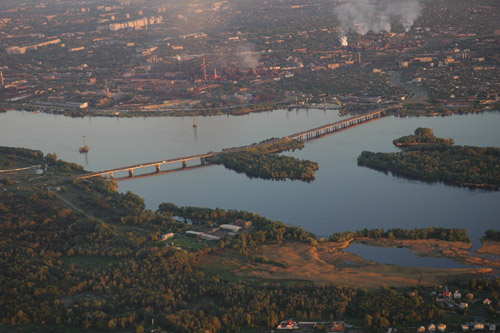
[
  {"x1": 236, "y1": 43, "x2": 261, "y2": 70},
  {"x1": 334, "y1": 0, "x2": 422, "y2": 42}
]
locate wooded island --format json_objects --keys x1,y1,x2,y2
[{"x1": 358, "y1": 128, "x2": 500, "y2": 189}]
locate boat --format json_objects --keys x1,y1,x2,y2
[
  {"x1": 277, "y1": 319, "x2": 299, "y2": 330},
  {"x1": 79, "y1": 135, "x2": 89, "y2": 153}
]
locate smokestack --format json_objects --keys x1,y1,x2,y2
[
  {"x1": 202, "y1": 56, "x2": 207, "y2": 81},
  {"x1": 214, "y1": 68, "x2": 218, "y2": 79},
  {"x1": 0, "y1": 70, "x2": 4, "y2": 87}
]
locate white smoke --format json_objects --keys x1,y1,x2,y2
[
  {"x1": 236, "y1": 43, "x2": 261, "y2": 70},
  {"x1": 334, "y1": 0, "x2": 422, "y2": 42}
]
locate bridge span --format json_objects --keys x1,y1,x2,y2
[
  {"x1": 77, "y1": 152, "x2": 217, "y2": 180},
  {"x1": 289, "y1": 109, "x2": 384, "y2": 141},
  {"x1": 76, "y1": 108, "x2": 389, "y2": 180}
]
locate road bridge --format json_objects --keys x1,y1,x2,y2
[
  {"x1": 76, "y1": 152, "x2": 216, "y2": 180},
  {"x1": 76, "y1": 108, "x2": 390, "y2": 180}
]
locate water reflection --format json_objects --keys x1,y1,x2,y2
[{"x1": 346, "y1": 243, "x2": 472, "y2": 269}]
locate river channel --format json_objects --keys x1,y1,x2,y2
[{"x1": 1, "y1": 109, "x2": 499, "y2": 253}]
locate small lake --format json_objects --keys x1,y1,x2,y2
[{"x1": 346, "y1": 243, "x2": 472, "y2": 269}]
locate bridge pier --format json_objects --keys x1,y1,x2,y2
[
  {"x1": 109, "y1": 172, "x2": 114, "y2": 178},
  {"x1": 200, "y1": 157, "x2": 206, "y2": 165},
  {"x1": 182, "y1": 161, "x2": 187, "y2": 168},
  {"x1": 156, "y1": 165, "x2": 161, "y2": 173},
  {"x1": 128, "y1": 170, "x2": 134, "y2": 177}
]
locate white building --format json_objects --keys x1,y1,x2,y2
[
  {"x1": 220, "y1": 224, "x2": 241, "y2": 233},
  {"x1": 161, "y1": 233, "x2": 174, "y2": 241}
]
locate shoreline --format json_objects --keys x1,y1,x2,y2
[{"x1": 2, "y1": 103, "x2": 498, "y2": 119}]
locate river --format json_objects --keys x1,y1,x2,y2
[{"x1": 1, "y1": 109, "x2": 499, "y2": 251}]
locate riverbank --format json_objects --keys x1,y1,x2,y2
[{"x1": 6, "y1": 100, "x2": 497, "y2": 119}]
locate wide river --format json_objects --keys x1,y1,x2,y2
[{"x1": 1, "y1": 109, "x2": 499, "y2": 250}]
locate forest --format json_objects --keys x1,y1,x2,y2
[
  {"x1": 328, "y1": 227, "x2": 471, "y2": 243},
  {"x1": 215, "y1": 137, "x2": 319, "y2": 181},
  {"x1": 484, "y1": 230, "x2": 500, "y2": 242},
  {"x1": 2, "y1": 184, "x2": 484, "y2": 332},
  {"x1": 216, "y1": 151, "x2": 318, "y2": 181},
  {"x1": 358, "y1": 128, "x2": 500, "y2": 189}
]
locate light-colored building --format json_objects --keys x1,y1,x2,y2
[
  {"x1": 161, "y1": 233, "x2": 174, "y2": 241},
  {"x1": 220, "y1": 224, "x2": 242, "y2": 233},
  {"x1": 200, "y1": 234, "x2": 220, "y2": 241}
]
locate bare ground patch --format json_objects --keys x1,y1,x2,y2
[{"x1": 477, "y1": 241, "x2": 500, "y2": 257}]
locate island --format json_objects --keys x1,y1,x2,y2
[
  {"x1": 212, "y1": 138, "x2": 319, "y2": 181},
  {"x1": 358, "y1": 128, "x2": 500, "y2": 189}
]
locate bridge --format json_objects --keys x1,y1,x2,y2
[
  {"x1": 76, "y1": 108, "x2": 390, "y2": 180},
  {"x1": 289, "y1": 108, "x2": 385, "y2": 141},
  {"x1": 77, "y1": 152, "x2": 217, "y2": 179}
]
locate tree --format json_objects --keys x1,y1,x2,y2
[{"x1": 415, "y1": 127, "x2": 434, "y2": 137}]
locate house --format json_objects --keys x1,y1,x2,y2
[
  {"x1": 461, "y1": 324, "x2": 469, "y2": 331},
  {"x1": 233, "y1": 219, "x2": 252, "y2": 229},
  {"x1": 459, "y1": 302, "x2": 469, "y2": 309},
  {"x1": 473, "y1": 322, "x2": 485, "y2": 331},
  {"x1": 428, "y1": 323, "x2": 436, "y2": 332},
  {"x1": 438, "y1": 323, "x2": 446, "y2": 332},
  {"x1": 442, "y1": 291, "x2": 452, "y2": 298},
  {"x1": 466, "y1": 293, "x2": 473, "y2": 300},
  {"x1": 161, "y1": 233, "x2": 174, "y2": 241},
  {"x1": 417, "y1": 326, "x2": 425, "y2": 333},
  {"x1": 454, "y1": 290, "x2": 462, "y2": 299},
  {"x1": 483, "y1": 298, "x2": 491, "y2": 306}
]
